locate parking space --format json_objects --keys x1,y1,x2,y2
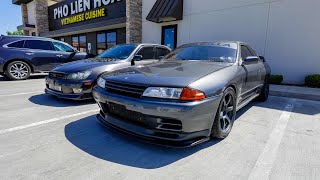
[{"x1": 0, "y1": 76, "x2": 319, "y2": 180}]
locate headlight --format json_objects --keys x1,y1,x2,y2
[
  {"x1": 97, "y1": 77, "x2": 106, "y2": 88},
  {"x1": 66, "y1": 71, "x2": 92, "y2": 80},
  {"x1": 142, "y1": 87, "x2": 206, "y2": 100},
  {"x1": 142, "y1": 87, "x2": 183, "y2": 99}
]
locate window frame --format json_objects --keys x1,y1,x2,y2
[
  {"x1": 23, "y1": 40, "x2": 55, "y2": 51},
  {"x1": 155, "y1": 47, "x2": 171, "y2": 59},
  {"x1": 161, "y1": 24, "x2": 178, "y2": 49},
  {"x1": 72, "y1": 34, "x2": 87, "y2": 53},
  {"x1": 5, "y1": 40, "x2": 25, "y2": 49},
  {"x1": 240, "y1": 45, "x2": 254, "y2": 60},
  {"x1": 135, "y1": 46, "x2": 157, "y2": 60},
  {"x1": 96, "y1": 30, "x2": 117, "y2": 54}
]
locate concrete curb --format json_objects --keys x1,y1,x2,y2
[{"x1": 270, "y1": 85, "x2": 320, "y2": 101}]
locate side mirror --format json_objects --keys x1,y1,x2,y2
[
  {"x1": 259, "y1": 56, "x2": 265, "y2": 62},
  {"x1": 158, "y1": 56, "x2": 164, "y2": 60},
  {"x1": 243, "y1": 56, "x2": 260, "y2": 65},
  {"x1": 131, "y1": 55, "x2": 143, "y2": 65}
]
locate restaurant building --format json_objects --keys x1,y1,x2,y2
[
  {"x1": 13, "y1": 0, "x2": 142, "y2": 56},
  {"x1": 13, "y1": 0, "x2": 320, "y2": 83}
]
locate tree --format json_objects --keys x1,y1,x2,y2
[{"x1": 6, "y1": 30, "x2": 24, "y2": 36}]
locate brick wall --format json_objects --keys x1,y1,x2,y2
[{"x1": 126, "y1": 0, "x2": 142, "y2": 43}]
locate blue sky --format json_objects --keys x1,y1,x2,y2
[{"x1": 0, "y1": 1, "x2": 22, "y2": 35}]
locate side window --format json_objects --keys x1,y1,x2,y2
[
  {"x1": 53, "y1": 42, "x2": 74, "y2": 52},
  {"x1": 241, "y1": 45, "x2": 253, "y2": 60},
  {"x1": 24, "y1": 40, "x2": 54, "y2": 51},
  {"x1": 137, "y1": 47, "x2": 155, "y2": 60},
  {"x1": 7, "y1": 40, "x2": 25, "y2": 48},
  {"x1": 155, "y1": 48, "x2": 170, "y2": 59},
  {"x1": 246, "y1": 45, "x2": 258, "y2": 56}
]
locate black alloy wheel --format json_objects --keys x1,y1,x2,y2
[{"x1": 211, "y1": 87, "x2": 237, "y2": 139}]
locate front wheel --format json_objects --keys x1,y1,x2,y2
[
  {"x1": 211, "y1": 87, "x2": 237, "y2": 139},
  {"x1": 5, "y1": 61, "x2": 31, "y2": 80}
]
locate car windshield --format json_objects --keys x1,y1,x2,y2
[
  {"x1": 96, "y1": 44, "x2": 137, "y2": 59},
  {"x1": 163, "y1": 43, "x2": 238, "y2": 62}
]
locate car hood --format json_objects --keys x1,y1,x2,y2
[
  {"x1": 103, "y1": 61, "x2": 233, "y2": 87},
  {"x1": 52, "y1": 58, "x2": 125, "y2": 73}
]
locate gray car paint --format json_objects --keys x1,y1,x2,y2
[{"x1": 94, "y1": 41, "x2": 271, "y2": 146}]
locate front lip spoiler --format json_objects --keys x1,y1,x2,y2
[
  {"x1": 96, "y1": 114, "x2": 210, "y2": 148},
  {"x1": 45, "y1": 88, "x2": 92, "y2": 100}
]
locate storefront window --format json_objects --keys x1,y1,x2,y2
[
  {"x1": 96, "y1": 31, "x2": 117, "y2": 54},
  {"x1": 107, "y1": 32, "x2": 116, "y2": 49},
  {"x1": 72, "y1": 35, "x2": 87, "y2": 53},
  {"x1": 72, "y1": 36, "x2": 79, "y2": 50},
  {"x1": 162, "y1": 25, "x2": 177, "y2": 49},
  {"x1": 97, "y1": 33, "x2": 106, "y2": 54},
  {"x1": 79, "y1": 35, "x2": 87, "y2": 52}
]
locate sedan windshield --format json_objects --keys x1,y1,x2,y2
[
  {"x1": 163, "y1": 43, "x2": 237, "y2": 62},
  {"x1": 96, "y1": 44, "x2": 137, "y2": 59}
]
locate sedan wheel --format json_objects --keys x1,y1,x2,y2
[
  {"x1": 5, "y1": 61, "x2": 31, "y2": 80},
  {"x1": 211, "y1": 87, "x2": 236, "y2": 138}
]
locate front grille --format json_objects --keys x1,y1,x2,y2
[
  {"x1": 103, "y1": 102, "x2": 152, "y2": 127},
  {"x1": 49, "y1": 72, "x2": 65, "y2": 79},
  {"x1": 105, "y1": 80, "x2": 147, "y2": 98}
]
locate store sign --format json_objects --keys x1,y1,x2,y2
[{"x1": 48, "y1": 0, "x2": 126, "y2": 31}]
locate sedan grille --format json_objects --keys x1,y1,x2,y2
[
  {"x1": 49, "y1": 72, "x2": 65, "y2": 79},
  {"x1": 105, "y1": 80, "x2": 147, "y2": 98}
]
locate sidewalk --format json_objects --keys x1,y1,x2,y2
[{"x1": 270, "y1": 85, "x2": 320, "y2": 101}]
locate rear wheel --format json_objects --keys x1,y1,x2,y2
[
  {"x1": 211, "y1": 87, "x2": 237, "y2": 139},
  {"x1": 5, "y1": 61, "x2": 31, "y2": 80},
  {"x1": 256, "y1": 80, "x2": 269, "y2": 102}
]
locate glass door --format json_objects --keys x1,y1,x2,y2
[{"x1": 162, "y1": 25, "x2": 177, "y2": 49}]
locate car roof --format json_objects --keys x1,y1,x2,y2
[{"x1": 1, "y1": 35, "x2": 54, "y2": 41}]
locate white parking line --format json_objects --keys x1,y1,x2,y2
[
  {"x1": 0, "y1": 91, "x2": 43, "y2": 97},
  {"x1": 248, "y1": 99, "x2": 296, "y2": 180},
  {"x1": 0, "y1": 109, "x2": 99, "y2": 135}
]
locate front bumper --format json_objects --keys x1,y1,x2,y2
[
  {"x1": 93, "y1": 86, "x2": 222, "y2": 147},
  {"x1": 45, "y1": 77, "x2": 94, "y2": 100}
]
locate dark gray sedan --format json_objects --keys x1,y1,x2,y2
[
  {"x1": 93, "y1": 41, "x2": 271, "y2": 147},
  {"x1": 45, "y1": 44, "x2": 171, "y2": 100}
]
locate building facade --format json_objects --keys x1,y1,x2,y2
[{"x1": 13, "y1": 0, "x2": 320, "y2": 83}]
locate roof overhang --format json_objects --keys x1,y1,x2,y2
[
  {"x1": 17, "y1": 24, "x2": 36, "y2": 31},
  {"x1": 146, "y1": 0, "x2": 183, "y2": 23},
  {"x1": 12, "y1": 0, "x2": 61, "y2": 5},
  {"x1": 12, "y1": 0, "x2": 33, "y2": 5}
]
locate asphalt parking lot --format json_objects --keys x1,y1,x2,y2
[{"x1": 0, "y1": 75, "x2": 319, "y2": 180}]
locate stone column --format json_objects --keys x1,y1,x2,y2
[
  {"x1": 34, "y1": 0, "x2": 49, "y2": 36},
  {"x1": 126, "y1": 0, "x2": 142, "y2": 43},
  {"x1": 21, "y1": 4, "x2": 29, "y2": 35}
]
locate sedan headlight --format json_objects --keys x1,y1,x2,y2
[
  {"x1": 142, "y1": 87, "x2": 183, "y2": 99},
  {"x1": 66, "y1": 71, "x2": 92, "y2": 80},
  {"x1": 97, "y1": 77, "x2": 106, "y2": 88},
  {"x1": 143, "y1": 87, "x2": 206, "y2": 100}
]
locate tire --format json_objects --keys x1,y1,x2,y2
[
  {"x1": 0, "y1": 72, "x2": 6, "y2": 77},
  {"x1": 256, "y1": 80, "x2": 269, "y2": 102},
  {"x1": 211, "y1": 87, "x2": 237, "y2": 139},
  {"x1": 5, "y1": 61, "x2": 31, "y2": 80}
]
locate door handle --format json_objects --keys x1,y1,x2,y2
[
  {"x1": 56, "y1": 55, "x2": 64, "y2": 57},
  {"x1": 26, "y1": 52, "x2": 34, "y2": 55}
]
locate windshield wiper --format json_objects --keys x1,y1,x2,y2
[{"x1": 208, "y1": 59, "x2": 224, "y2": 62}]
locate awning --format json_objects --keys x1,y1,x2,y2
[{"x1": 146, "y1": 0, "x2": 183, "y2": 23}]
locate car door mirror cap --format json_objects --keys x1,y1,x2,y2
[
  {"x1": 242, "y1": 56, "x2": 260, "y2": 65},
  {"x1": 131, "y1": 55, "x2": 143, "y2": 65}
]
